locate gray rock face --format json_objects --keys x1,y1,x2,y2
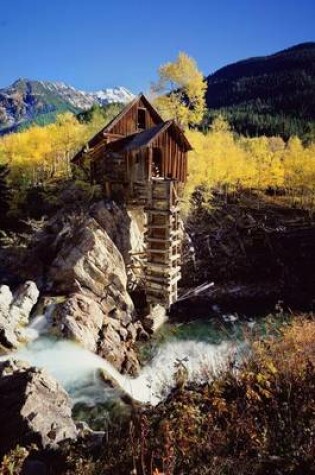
[
  {"x1": 11, "y1": 281, "x2": 40, "y2": 321},
  {"x1": 53, "y1": 292, "x2": 104, "y2": 352},
  {"x1": 0, "y1": 201, "x2": 146, "y2": 374},
  {"x1": 48, "y1": 217, "x2": 132, "y2": 303},
  {"x1": 0, "y1": 359, "x2": 77, "y2": 456},
  {"x1": 45, "y1": 205, "x2": 145, "y2": 374},
  {"x1": 90, "y1": 201, "x2": 146, "y2": 288},
  {"x1": 0, "y1": 281, "x2": 39, "y2": 349},
  {"x1": 0, "y1": 285, "x2": 13, "y2": 315}
]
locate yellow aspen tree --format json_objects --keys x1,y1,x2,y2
[{"x1": 152, "y1": 52, "x2": 206, "y2": 128}]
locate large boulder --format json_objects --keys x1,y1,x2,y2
[
  {"x1": 46, "y1": 214, "x2": 143, "y2": 374},
  {"x1": 10, "y1": 281, "x2": 40, "y2": 323},
  {"x1": 0, "y1": 285, "x2": 13, "y2": 316},
  {"x1": 0, "y1": 281, "x2": 39, "y2": 350},
  {"x1": 52, "y1": 292, "x2": 104, "y2": 352},
  {"x1": 0, "y1": 359, "x2": 77, "y2": 457},
  {"x1": 90, "y1": 201, "x2": 145, "y2": 262},
  {"x1": 51, "y1": 291, "x2": 141, "y2": 375},
  {"x1": 48, "y1": 217, "x2": 133, "y2": 305}
]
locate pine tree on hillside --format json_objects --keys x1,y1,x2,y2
[{"x1": 0, "y1": 164, "x2": 11, "y2": 218}]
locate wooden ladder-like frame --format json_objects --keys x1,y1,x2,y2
[{"x1": 144, "y1": 178, "x2": 182, "y2": 308}]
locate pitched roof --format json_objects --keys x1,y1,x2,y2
[
  {"x1": 72, "y1": 93, "x2": 164, "y2": 163},
  {"x1": 98, "y1": 120, "x2": 192, "y2": 154},
  {"x1": 106, "y1": 122, "x2": 169, "y2": 153}
]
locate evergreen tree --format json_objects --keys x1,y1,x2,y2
[{"x1": 0, "y1": 163, "x2": 11, "y2": 218}]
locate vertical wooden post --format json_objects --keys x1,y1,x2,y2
[{"x1": 148, "y1": 147, "x2": 153, "y2": 182}]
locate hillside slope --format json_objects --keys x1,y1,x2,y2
[
  {"x1": 0, "y1": 79, "x2": 134, "y2": 134},
  {"x1": 206, "y1": 42, "x2": 315, "y2": 139}
]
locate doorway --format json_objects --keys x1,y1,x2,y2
[{"x1": 152, "y1": 147, "x2": 163, "y2": 178}]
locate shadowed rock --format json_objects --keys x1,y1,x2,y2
[{"x1": 0, "y1": 359, "x2": 77, "y2": 456}]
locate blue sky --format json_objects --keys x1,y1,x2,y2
[{"x1": 1, "y1": 0, "x2": 314, "y2": 92}]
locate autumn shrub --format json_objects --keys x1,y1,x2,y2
[{"x1": 0, "y1": 446, "x2": 29, "y2": 475}]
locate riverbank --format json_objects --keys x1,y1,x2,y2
[{"x1": 2, "y1": 314, "x2": 313, "y2": 475}]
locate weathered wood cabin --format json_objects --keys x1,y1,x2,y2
[
  {"x1": 72, "y1": 94, "x2": 192, "y2": 309},
  {"x1": 72, "y1": 94, "x2": 192, "y2": 203}
]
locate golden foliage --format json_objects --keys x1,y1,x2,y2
[
  {"x1": 0, "y1": 108, "x2": 314, "y2": 214},
  {"x1": 0, "y1": 445, "x2": 29, "y2": 474},
  {"x1": 0, "y1": 110, "x2": 116, "y2": 190},
  {"x1": 185, "y1": 117, "x2": 315, "y2": 208},
  {"x1": 152, "y1": 52, "x2": 206, "y2": 128},
  {"x1": 0, "y1": 113, "x2": 87, "y2": 188}
]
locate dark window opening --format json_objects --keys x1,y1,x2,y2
[
  {"x1": 138, "y1": 108, "x2": 146, "y2": 129},
  {"x1": 152, "y1": 148, "x2": 163, "y2": 177}
]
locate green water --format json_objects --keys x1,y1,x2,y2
[{"x1": 139, "y1": 312, "x2": 290, "y2": 365}]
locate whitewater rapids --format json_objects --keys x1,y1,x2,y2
[{"x1": 1, "y1": 315, "x2": 238, "y2": 406}]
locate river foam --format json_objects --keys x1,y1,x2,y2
[{"x1": 1, "y1": 335, "x2": 235, "y2": 406}]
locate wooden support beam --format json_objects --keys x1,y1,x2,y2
[
  {"x1": 145, "y1": 207, "x2": 180, "y2": 215},
  {"x1": 145, "y1": 237, "x2": 182, "y2": 245},
  {"x1": 148, "y1": 147, "x2": 153, "y2": 182}
]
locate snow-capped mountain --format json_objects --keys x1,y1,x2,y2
[
  {"x1": 91, "y1": 87, "x2": 135, "y2": 106},
  {"x1": 41, "y1": 81, "x2": 134, "y2": 108},
  {"x1": 0, "y1": 79, "x2": 134, "y2": 134}
]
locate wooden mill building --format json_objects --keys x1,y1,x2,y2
[{"x1": 72, "y1": 94, "x2": 192, "y2": 308}]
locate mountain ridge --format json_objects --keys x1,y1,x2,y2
[
  {"x1": 0, "y1": 79, "x2": 134, "y2": 134},
  {"x1": 205, "y1": 42, "x2": 315, "y2": 139}
]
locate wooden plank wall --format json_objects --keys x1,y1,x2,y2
[
  {"x1": 151, "y1": 130, "x2": 187, "y2": 183},
  {"x1": 110, "y1": 98, "x2": 162, "y2": 137}
]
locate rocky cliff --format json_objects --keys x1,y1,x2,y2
[{"x1": 0, "y1": 199, "x2": 147, "y2": 374}]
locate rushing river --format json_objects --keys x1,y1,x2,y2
[{"x1": 1, "y1": 311, "x2": 282, "y2": 409}]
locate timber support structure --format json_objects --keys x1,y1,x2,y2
[{"x1": 144, "y1": 178, "x2": 182, "y2": 308}]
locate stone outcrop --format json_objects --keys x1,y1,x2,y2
[
  {"x1": 48, "y1": 217, "x2": 133, "y2": 302},
  {"x1": 0, "y1": 359, "x2": 77, "y2": 457},
  {"x1": 0, "y1": 201, "x2": 147, "y2": 374},
  {"x1": 90, "y1": 201, "x2": 146, "y2": 288},
  {"x1": 43, "y1": 202, "x2": 147, "y2": 374},
  {"x1": 52, "y1": 292, "x2": 105, "y2": 352},
  {"x1": 0, "y1": 281, "x2": 39, "y2": 349}
]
